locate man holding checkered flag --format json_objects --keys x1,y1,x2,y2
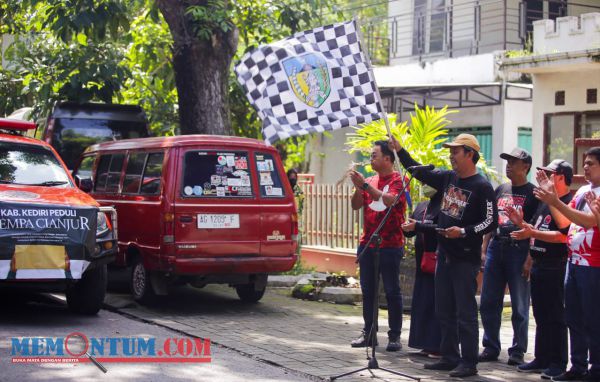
[
  {"x1": 236, "y1": 20, "x2": 414, "y2": 360},
  {"x1": 234, "y1": 19, "x2": 382, "y2": 145}
]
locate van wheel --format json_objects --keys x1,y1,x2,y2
[
  {"x1": 66, "y1": 264, "x2": 107, "y2": 315},
  {"x1": 130, "y1": 258, "x2": 155, "y2": 304},
  {"x1": 235, "y1": 284, "x2": 266, "y2": 303}
]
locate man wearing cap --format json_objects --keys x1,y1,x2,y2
[
  {"x1": 503, "y1": 159, "x2": 573, "y2": 379},
  {"x1": 533, "y1": 148, "x2": 600, "y2": 382},
  {"x1": 390, "y1": 134, "x2": 498, "y2": 378},
  {"x1": 479, "y1": 148, "x2": 539, "y2": 366}
]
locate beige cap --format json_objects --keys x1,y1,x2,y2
[{"x1": 442, "y1": 133, "x2": 481, "y2": 152}]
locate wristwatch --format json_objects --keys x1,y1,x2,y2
[
  {"x1": 362, "y1": 182, "x2": 370, "y2": 191},
  {"x1": 460, "y1": 228, "x2": 466, "y2": 237}
]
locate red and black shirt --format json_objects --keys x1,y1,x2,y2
[{"x1": 359, "y1": 172, "x2": 407, "y2": 248}]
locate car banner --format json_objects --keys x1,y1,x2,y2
[{"x1": 0, "y1": 202, "x2": 97, "y2": 280}]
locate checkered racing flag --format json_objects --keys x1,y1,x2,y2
[{"x1": 234, "y1": 20, "x2": 382, "y2": 145}]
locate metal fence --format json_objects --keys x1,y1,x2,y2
[{"x1": 300, "y1": 182, "x2": 363, "y2": 250}]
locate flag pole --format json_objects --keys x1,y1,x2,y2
[{"x1": 353, "y1": 16, "x2": 411, "y2": 210}]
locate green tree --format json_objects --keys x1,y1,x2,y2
[{"x1": 1, "y1": 0, "x2": 131, "y2": 119}]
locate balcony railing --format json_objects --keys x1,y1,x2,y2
[{"x1": 361, "y1": 0, "x2": 600, "y2": 65}]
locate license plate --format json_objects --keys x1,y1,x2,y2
[{"x1": 197, "y1": 214, "x2": 240, "y2": 229}]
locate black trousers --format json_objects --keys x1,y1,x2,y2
[
  {"x1": 531, "y1": 257, "x2": 568, "y2": 369},
  {"x1": 435, "y1": 249, "x2": 480, "y2": 367}
]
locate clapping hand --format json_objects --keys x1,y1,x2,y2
[
  {"x1": 510, "y1": 223, "x2": 534, "y2": 240},
  {"x1": 349, "y1": 170, "x2": 365, "y2": 189},
  {"x1": 585, "y1": 191, "x2": 600, "y2": 225},
  {"x1": 533, "y1": 170, "x2": 559, "y2": 205},
  {"x1": 504, "y1": 205, "x2": 524, "y2": 227}
]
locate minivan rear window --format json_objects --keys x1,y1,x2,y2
[
  {"x1": 182, "y1": 151, "x2": 253, "y2": 198},
  {"x1": 255, "y1": 153, "x2": 285, "y2": 198}
]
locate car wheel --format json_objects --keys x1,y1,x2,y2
[
  {"x1": 66, "y1": 264, "x2": 107, "y2": 315},
  {"x1": 130, "y1": 257, "x2": 155, "y2": 304},
  {"x1": 235, "y1": 283, "x2": 266, "y2": 303}
]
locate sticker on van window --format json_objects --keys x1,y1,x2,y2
[
  {"x1": 238, "y1": 187, "x2": 252, "y2": 196},
  {"x1": 226, "y1": 156, "x2": 235, "y2": 167},
  {"x1": 193, "y1": 185, "x2": 203, "y2": 196},
  {"x1": 223, "y1": 166, "x2": 233, "y2": 174},
  {"x1": 265, "y1": 159, "x2": 274, "y2": 171},
  {"x1": 241, "y1": 176, "x2": 251, "y2": 187},
  {"x1": 265, "y1": 186, "x2": 283, "y2": 196},
  {"x1": 257, "y1": 161, "x2": 269, "y2": 172},
  {"x1": 211, "y1": 175, "x2": 221, "y2": 185},
  {"x1": 217, "y1": 155, "x2": 227, "y2": 165},
  {"x1": 233, "y1": 170, "x2": 247, "y2": 177},
  {"x1": 260, "y1": 172, "x2": 273, "y2": 185},
  {"x1": 215, "y1": 165, "x2": 224, "y2": 175},
  {"x1": 216, "y1": 187, "x2": 225, "y2": 197},
  {"x1": 235, "y1": 158, "x2": 247, "y2": 169},
  {"x1": 227, "y1": 178, "x2": 242, "y2": 187},
  {"x1": 184, "y1": 186, "x2": 193, "y2": 196}
]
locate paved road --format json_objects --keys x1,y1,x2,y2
[
  {"x1": 103, "y1": 279, "x2": 545, "y2": 382},
  {"x1": 0, "y1": 293, "x2": 311, "y2": 382}
]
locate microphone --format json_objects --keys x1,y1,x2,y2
[{"x1": 407, "y1": 164, "x2": 434, "y2": 172}]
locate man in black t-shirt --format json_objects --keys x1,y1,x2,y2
[
  {"x1": 505, "y1": 159, "x2": 573, "y2": 379},
  {"x1": 391, "y1": 134, "x2": 498, "y2": 379},
  {"x1": 479, "y1": 148, "x2": 539, "y2": 366}
]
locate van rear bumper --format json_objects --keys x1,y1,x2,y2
[{"x1": 170, "y1": 255, "x2": 297, "y2": 275}]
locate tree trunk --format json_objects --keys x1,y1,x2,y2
[{"x1": 156, "y1": 0, "x2": 236, "y2": 136}]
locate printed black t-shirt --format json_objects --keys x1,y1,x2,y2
[
  {"x1": 495, "y1": 182, "x2": 539, "y2": 239},
  {"x1": 529, "y1": 193, "x2": 573, "y2": 260}
]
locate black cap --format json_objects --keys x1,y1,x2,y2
[
  {"x1": 500, "y1": 148, "x2": 532, "y2": 164},
  {"x1": 537, "y1": 159, "x2": 574, "y2": 184}
]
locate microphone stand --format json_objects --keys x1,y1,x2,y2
[{"x1": 331, "y1": 173, "x2": 420, "y2": 381}]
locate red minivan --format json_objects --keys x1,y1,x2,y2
[{"x1": 73, "y1": 135, "x2": 298, "y2": 303}]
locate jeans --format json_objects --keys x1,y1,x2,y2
[
  {"x1": 480, "y1": 238, "x2": 530, "y2": 357},
  {"x1": 435, "y1": 249, "x2": 480, "y2": 367},
  {"x1": 565, "y1": 263, "x2": 600, "y2": 375},
  {"x1": 358, "y1": 246, "x2": 403, "y2": 339},
  {"x1": 531, "y1": 257, "x2": 567, "y2": 369}
]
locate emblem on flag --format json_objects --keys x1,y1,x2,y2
[
  {"x1": 234, "y1": 20, "x2": 382, "y2": 144},
  {"x1": 283, "y1": 53, "x2": 331, "y2": 107}
]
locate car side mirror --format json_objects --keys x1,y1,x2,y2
[{"x1": 75, "y1": 175, "x2": 93, "y2": 193}]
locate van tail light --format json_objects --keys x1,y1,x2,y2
[
  {"x1": 291, "y1": 212, "x2": 299, "y2": 245},
  {"x1": 163, "y1": 212, "x2": 175, "y2": 244},
  {"x1": 45, "y1": 118, "x2": 55, "y2": 143}
]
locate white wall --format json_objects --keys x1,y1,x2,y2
[
  {"x1": 495, "y1": 99, "x2": 533, "y2": 173},
  {"x1": 307, "y1": 128, "x2": 357, "y2": 184},
  {"x1": 531, "y1": 69, "x2": 600, "y2": 172},
  {"x1": 533, "y1": 12, "x2": 600, "y2": 54},
  {"x1": 376, "y1": 53, "x2": 497, "y2": 87}
]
